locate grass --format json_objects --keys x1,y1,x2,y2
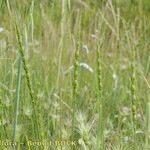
[
  {"x1": 0, "y1": 0, "x2": 150, "y2": 149},
  {"x1": 16, "y1": 23, "x2": 40, "y2": 138},
  {"x1": 96, "y1": 38, "x2": 104, "y2": 150},
  {"x1": 13, "y1": 56, "x2": 22, "y2": 148}
]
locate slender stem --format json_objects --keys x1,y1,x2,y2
[
  {"x1": 72, "y1": 14, "x2": 81, "y2": 150},
  {"x1": 131, "y1": 48, "x2": 136, "y2": 148},
  {"x1": 15, "y1": 24, "x2": 39, "y2": 139},
  {"x1": 56, "y1": 0, "x2": 66, "y2": 88},
  {"x1": 146, "y1": 96, "x2": 150, "y2": 148},
  {"x1": 96, "y1": 43, "x2": 104, "y2": 150},
  {"x1": 13, "y1": 57, "x2": 22, "y2": 150}
]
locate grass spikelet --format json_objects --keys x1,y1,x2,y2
[
  {"x1": 72, "y1": 39, "x2": 80, "y2": 102},
  {"x1": 96, "y1": 41, "x2": 104, "y2": 150},
  {"x1": 72, "y1": 14, "x2": 82, "y2": 145},
  {"x1": 130, "y1": 48, "x2": 137, "y2": 146},
  {"x1": 15, "y1": 24, "x2": 39, "y2": 139}
]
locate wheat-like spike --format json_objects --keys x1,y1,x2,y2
[
  {"x1": 71, "y1": 14, "x2": 81, "y2": 147},
  {"x1": 15, "y1": 24, "x2": 39, "y2": 139},
  {"x1": 73, "y1": 45, "x2": 79, "y2": 101},
  {"x1": 96, "y1": 42, "x2": 104, "y2": 150},
  {"x1": 16, "y1": 25, "x2": 34, "y2": 105},
  {"x1": 72, "y1": 14, "x2": 82, "y2": 107},
  {"x1": 131, "y1": 48, "x2": 137, "y2": 145},
  {"x1": 97, "y1": 47, "x2": 102, "y2": 100}
]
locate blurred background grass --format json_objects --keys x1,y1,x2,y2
[{"x1": 0, "y1": 0, "x2": 150, "y2": 150}]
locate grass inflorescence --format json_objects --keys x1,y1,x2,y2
[
  {"x1": 15, "y1": 24, "x2": 39, "y2": 139},
  {"x1": 130, "y1": 48, "x2": 137, "y2": 145},
  {"x1": 0, "y1": 1, "x2": 149, "y2": 150},
  {"x1": 96, "y1": 38, "x2": 104, "y2": 150}
]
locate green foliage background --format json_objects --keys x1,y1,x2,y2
[{"x1": 0, "y1": 0, "x2": 150, "y2": 149}]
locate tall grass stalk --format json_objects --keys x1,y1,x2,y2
[
  {"x1": 131, "y1": 48, "x2": 137, "y2": 147},
  {"x1": 56, "y1": 0, "x2": 66, "y2": 88},
  {"x1": 6, "y1": 0, "x2": 12, "y2": 16},
  {"x1": 13, "y1": 57, "x2": 22, "y2": 150},
  {"x1": 146, "y1": 96, "x2": 150, "y2": 148},
  {"x1": 96, "y1": 42, "x2": 104, "y2": 150},
  {"x1": 55, "y1": 0, "x2": 67, "y2": 142},
  {"x1": 29, "y1": 0, "x2": 34, "y2": 42},
  {"x1": 72, "y1": 14, "x2": 81, "y2": 142},
  {"x1": 15, "y1": 24, "x2": 39, "y2": 139}
]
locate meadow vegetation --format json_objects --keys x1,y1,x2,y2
[{"x1": 0, "y1": 0, "x2": 150, "y2": 149}]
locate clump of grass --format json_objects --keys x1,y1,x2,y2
[
  {"x1": 1, "y1": 1, "x2": 149, "y2": 149},
  {"x1": 15, "y1": 24, "x2": 39, "y2": 139},
  {"x1": 6, "y1": 0, "x2": 40, "y2": 141}
]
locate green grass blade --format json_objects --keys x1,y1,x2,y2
[{"x1": 13, "y1": 57, "x2": 22, "y2": 149}]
